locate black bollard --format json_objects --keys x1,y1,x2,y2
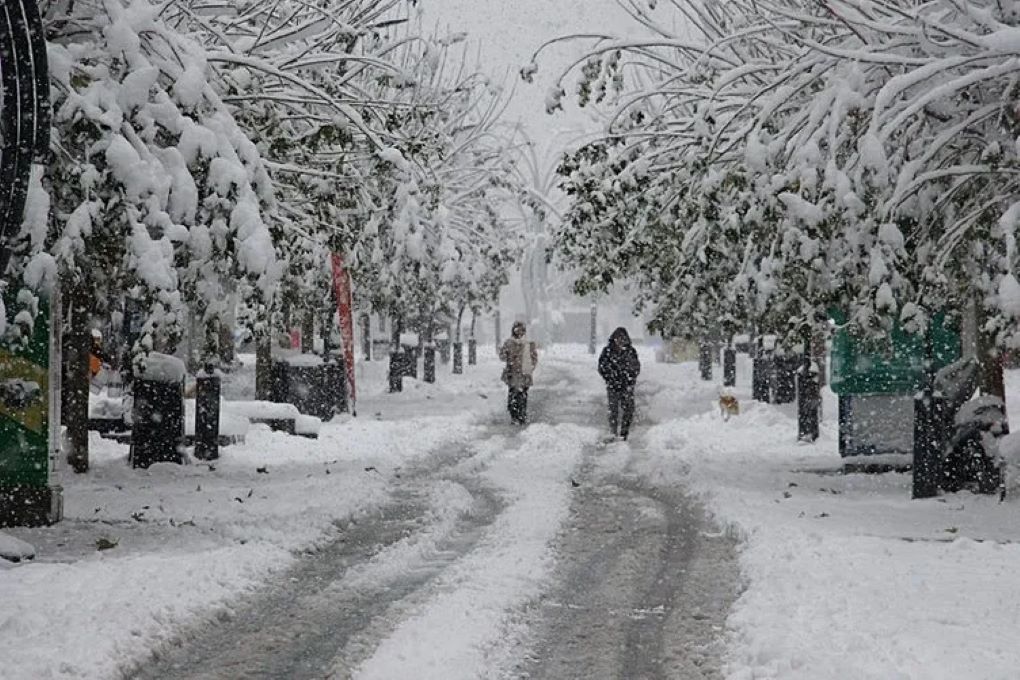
[
  {"x1": 453, "y1": 341, "x2": 463, "y2": 375},
  {"x1": 837, "y1": 395, "x2": 852, "y2": 457},
  {"x1": 424, "y1": 344, "x2": 436, "y2": 383},
  {"x1": 194, "y1": 367, "x2": 221, "y2": 461},
  {"x1": 912, "y1": 386, "x2": 943, "y2": 499},
  {"x1": 698, "y1": 344, "x2": 713, "y2": 381},
  {"x1": 326, "y1": 356, "x2": 348, "y2": 415},
  {"x1": 796, "y1": 360, "x2": 820, "y2": 442},
  {"x1": 468, "y1": 338, "x2": 477, "y2": 365},
  {"x1": 752, "y1": 356, "x2": 764, "y2": 401},
  {"x1": 723, "y1": 348, "x2": 736, "y2": 387},
  {"x1": 388, "y1": 350, "x2": 403, "y2": 393}
]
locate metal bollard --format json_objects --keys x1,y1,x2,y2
[
  {"x1": 698, "y1": 344, "x2": 713, "y2": 381},
  {"x1": 326, "y1": 356, "x2": 348, "y2": 415},
  {"x1": 912, "y1": 387, "x2": 943, "y2": 499},
  {"x1": 796, "y1": 361, "x2": 820, "y2": 442},
  {"x1": 194, "y1": 368, "x2": 221, "y2": 461}
]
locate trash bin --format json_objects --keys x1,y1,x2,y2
[
  {"x1": 130, "y1": 353, "x2": 185, "y2": 468},
  {"x1": 271, "y1": 356, "x2": 334, "y2": 420}
]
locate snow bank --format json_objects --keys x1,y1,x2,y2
[{"x1": 0, "y1": 532, "x2": 35, "y2": 563}]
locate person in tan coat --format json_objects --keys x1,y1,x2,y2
[{"x1": 499, "y1": 321, "x2": 538, "y2": 424}]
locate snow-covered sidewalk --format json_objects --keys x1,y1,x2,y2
[{"x1": 636, "y1": 356, "x2": 1020, "y2": 680}]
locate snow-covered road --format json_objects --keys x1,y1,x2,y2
[{"x1": 120, "y1": 361, "x2": 737, "y2": 679}]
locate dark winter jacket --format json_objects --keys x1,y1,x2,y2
[{"x1": 598, "y1": 328, "x2": 641, "y2": 391}]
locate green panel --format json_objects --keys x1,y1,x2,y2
[
  {"x1": 0, "y1": 288, "x2": 50, "y2": 489},
  {"x1": 830, "y1": 311, "x2": 960, "y2": 395},
  {"x1": 0, "y1": 420, "x2": 48, "y2": 485}
]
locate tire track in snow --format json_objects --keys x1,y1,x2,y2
[
  {"x1": 346, "y1": 421, "x2": 597, "y2": 680},
  {"x1": 512, "y1": 382, "x2": 742, "y2": 680},
  {"x1": 121, "y1": 440, "x2": 504, "y2": 680}
]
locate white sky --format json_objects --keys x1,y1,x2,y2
[{"x1": 418, "y1": 0, "x2": 637, "y2": 161}]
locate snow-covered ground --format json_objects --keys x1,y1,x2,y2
[
  {"x1": 3, "y1": 344, "x2": 1020, "y2": 679},
  {"x1": 638, "y1": 355, "x2": 1020, "y2": 680}
]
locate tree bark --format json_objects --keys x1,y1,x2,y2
[
  {"x1": 63, "y1": 276, "x2": 90, "y2": 473},
  {"x1": 423, "y1": 313, "x2": 436, "y2": 384},
  {"x1": 455, "y1": 305, "x2": 465, "y2": 343},
  {"x1": 301, "y1": 308, "x2": 314, "y2": 353},
  {"x1": 976, "y1": 309, "x2": 1007, "y2": 405},
  {"x1": 361, "y1": 312, "x2": 371, "y2": 361},
  {"x1": 255, "y1": 320, "x2": 273, "y2": 401}
]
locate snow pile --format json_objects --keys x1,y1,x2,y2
[{"x1": 0, "y1": 532, "x2": 36, "y2": 563}]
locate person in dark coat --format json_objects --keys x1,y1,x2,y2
[{"x1": 598, "y1": 327, "x2": 641, "y2": 439}]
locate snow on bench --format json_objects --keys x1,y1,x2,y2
[
  {"x1": 222, "y1": 401, "x2": 321, "y2": 438},
  {"x1": 89, "y1": 393, "x2": 321, "y2": 441}
]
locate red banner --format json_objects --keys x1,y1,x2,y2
[{"x1": 330, "y1": 253, "x2": 356, "y2": 410}]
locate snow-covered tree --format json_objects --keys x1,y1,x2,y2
[{"x1": 538, "y1": 0, "x2": 1020, "y2": 391}]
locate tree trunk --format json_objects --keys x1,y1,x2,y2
[
  {"x1": 301, "y1": 308, "x2": 315, "y2": 353},
  {"x1": 976, "y1": 308, "x2": 1007, "y2": 406},
  {"x1": 255, "y1": 323, "x2": 273, "y2": 401},
  {"x1": 423, "y1": 313, "x2": 436, "y2": 384},
  {"x1": 203, "y1": 316, "x2": 220, "y2": 368},
  {"x1": 361, "y1": 312, "x2": 371, "y2": 361},
  {"x1": 812, "y1": 326, "x2": 827, "y2": 388},
  {"x1": 388, "y1": 313, "x2": 403, "y2": 393},
  {"x1": 218, "y1": 322, "x2": 234, "y2": 367},
  {"x1": 63, "y1": 276, "x2": 90, "y2": 473},
  {"x1": 391, "y1": 314, "x2": 402, "y2": 349},
  {"x1": 219, "y1": 289, "x2": 237, "y2": 368},
  {"x1": 469, "y1": 309, "x2": 478, "y2": 365}
]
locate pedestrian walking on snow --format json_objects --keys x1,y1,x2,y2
[
  {"x1": 499, "y1": 321, "x2": 538, "y2": 424},
  {"x1": 599, "y1": 327, "x2": 641, "y2": 440}
]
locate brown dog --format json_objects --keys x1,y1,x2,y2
[{"x1": 719, "y1": 394, "x2": 740, "y2": 421}]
